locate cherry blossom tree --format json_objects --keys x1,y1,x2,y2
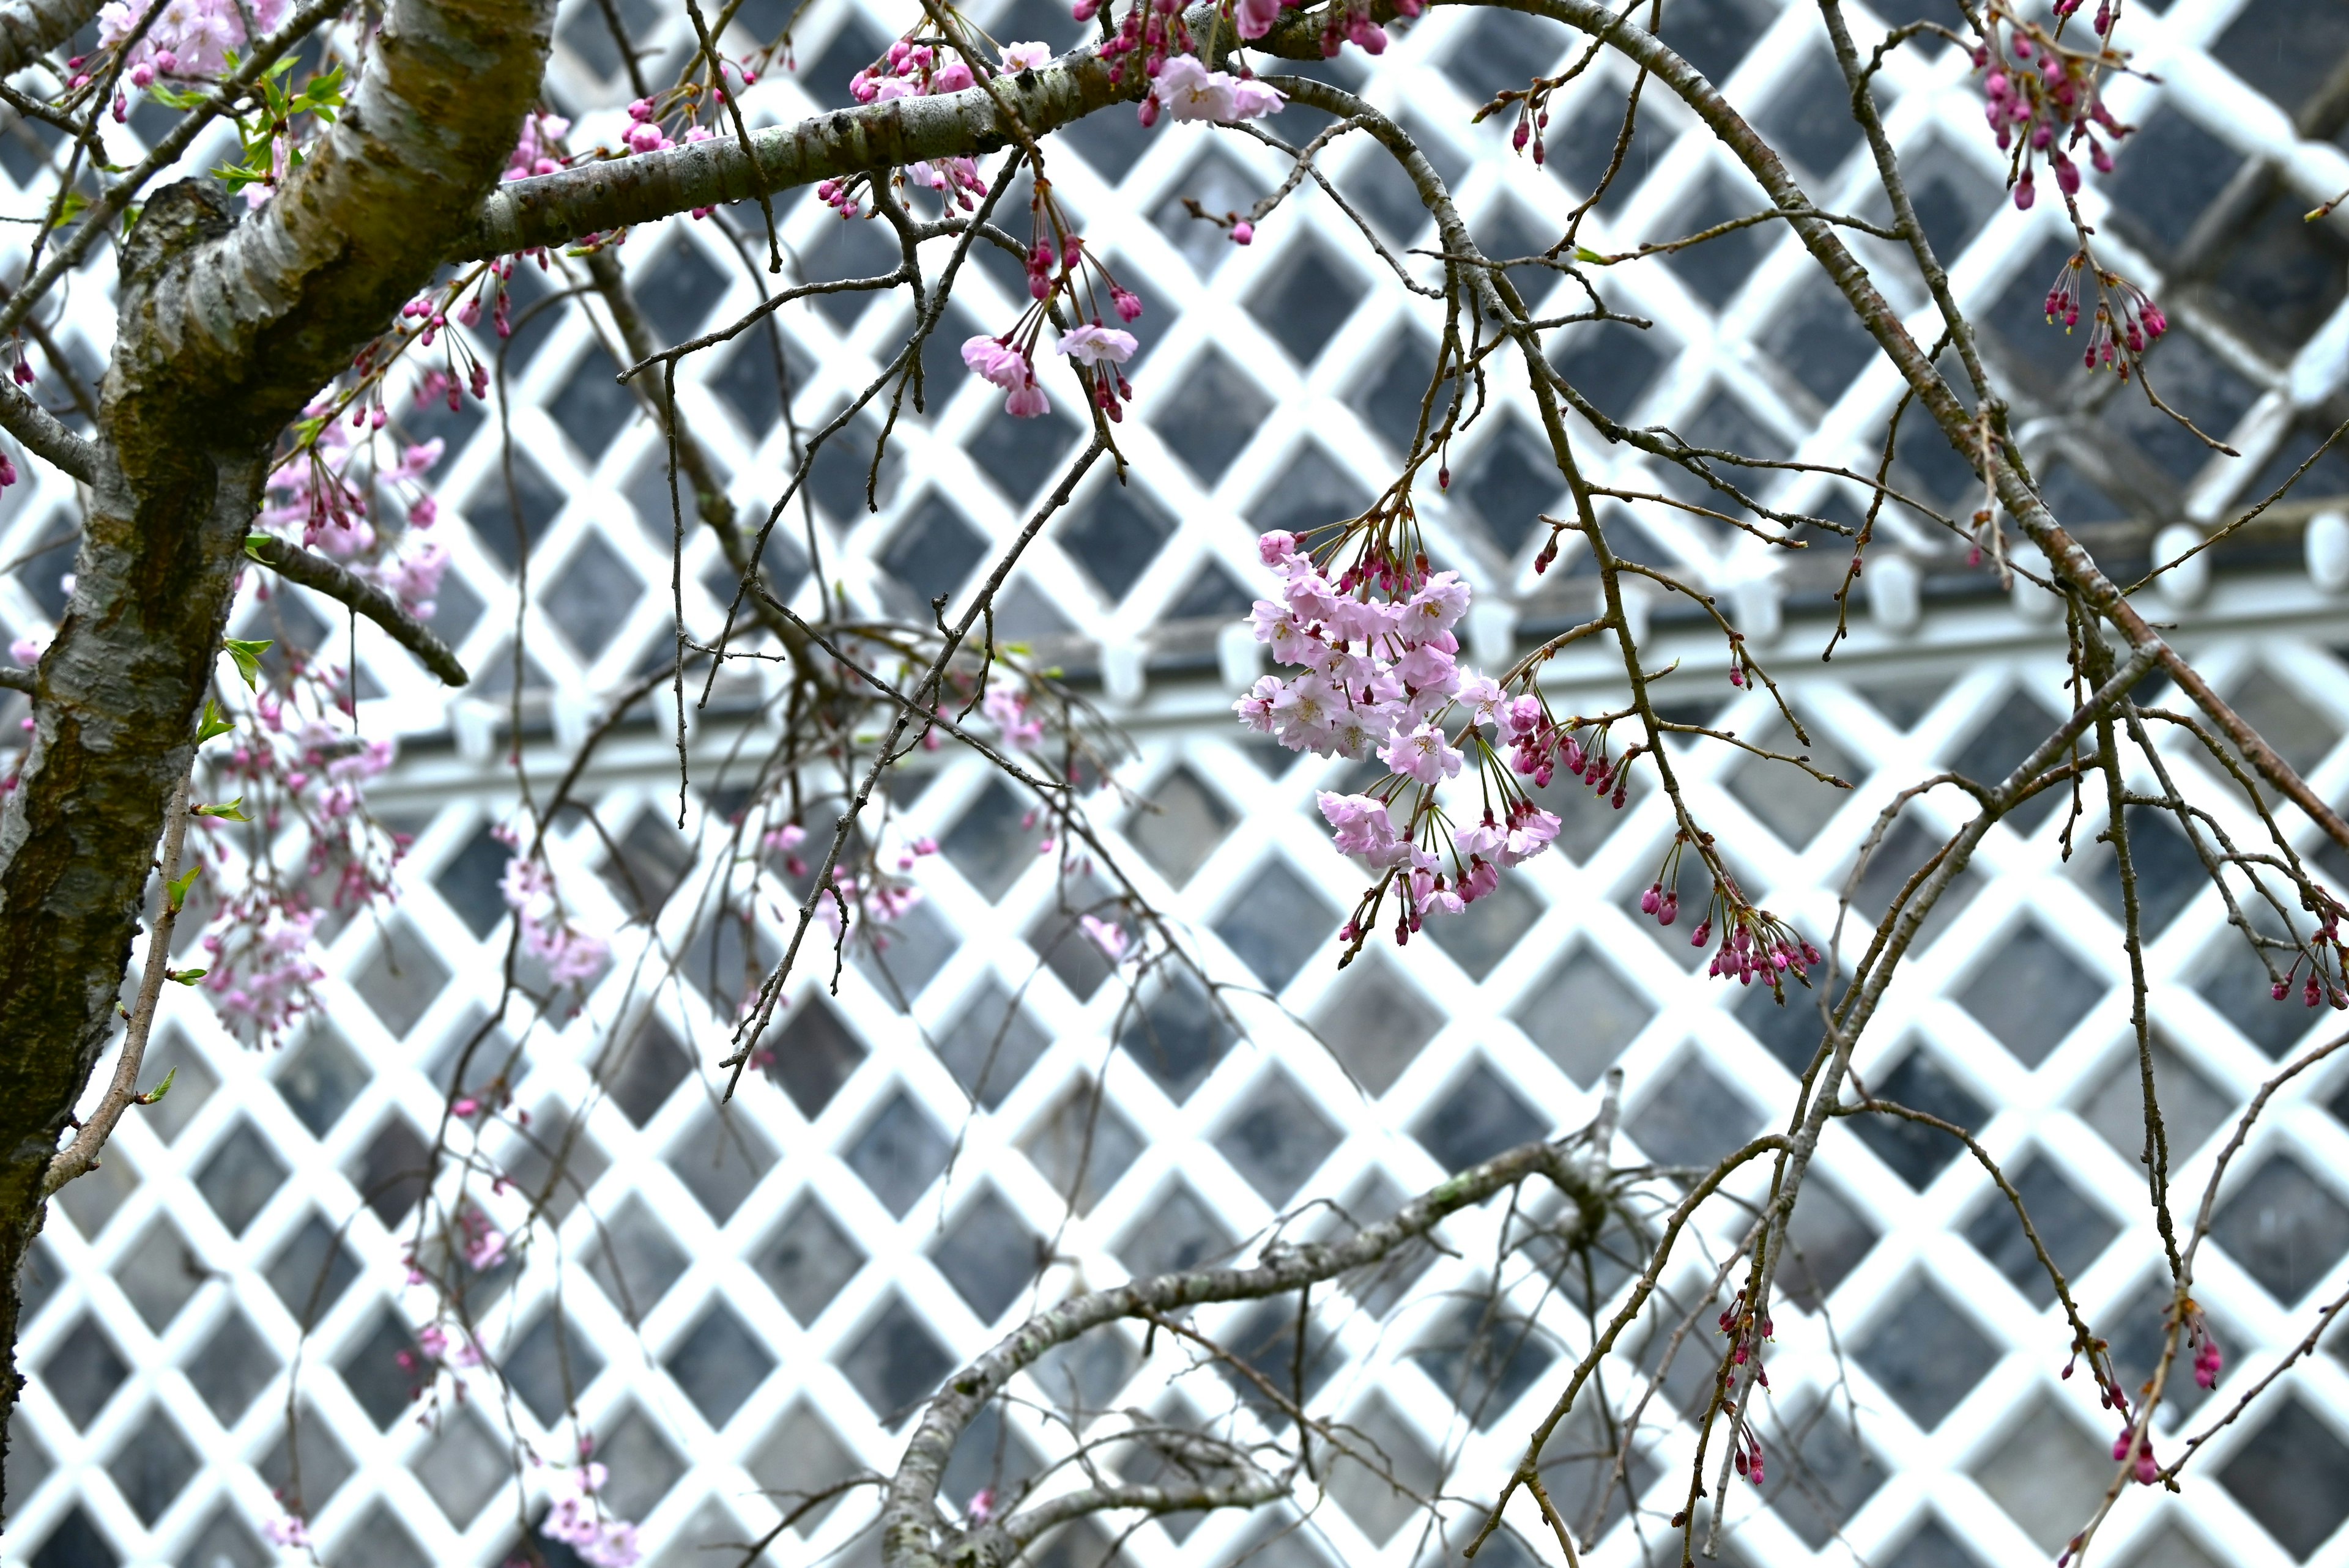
[{"x1": 0, "y1": 0, "x2": 2343, "y2": 1563}]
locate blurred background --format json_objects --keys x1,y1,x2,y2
[{"x1": 6, "y1": 0, "x2": 2349, "y2": 1564}]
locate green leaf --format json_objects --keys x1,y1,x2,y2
[
  {"x1": 196, "y1": 699, "x2": 235, "y2": 745},
  {"x1": 245, "y1": 533, "x2": 276, "y2": 561},
  {"x1": 1573, "y1": 246, "x2": 1611, "y2": 265},
  {"x1": 195, "y1": 796, "x2": 249, "y2": 822},
  {"x1": 222, "y1": 637, "x2": 272, "y2": 688},
  {"x1": 165, "y1": 864, "x2": 201, "y2": 910},
  {"x1": 138, "y1": 1065, "x2": 177, "y2": 1102}
]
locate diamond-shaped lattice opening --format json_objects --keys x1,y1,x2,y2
[
  {"x1": 596, "y1": 1403, "x2": 688, "y2": 1521},
  {"x1": 763, "y1": 996, "x2": 866, "y2": 1117},
  {"x1": 598, "y1": 1014, "x2": 693, "y2": 1126},
  {"x1": 134, "y1": 1029, "x2": 213, "y2": 1144},
  {"x1": 749, "y1": 1399, "x2": 864, "y2": 1534},
  {"x1": 1323, "y1": 1395, "x2": 1442, "y2": 1545},
  {"x1": 2214, "y1": 0, "x2": 2349, "y2": 108},
  {"x1": 1118, "y1": 1183, "x2": 1234, "y2": 1280},
  {"x1": 505, "y1": 1306, "x2": 605, "y2": 1424},
  {"x1": 1023, "y1": 1079, "x2": 1144, "y2": 1213},
  {"x1": 1847, "y1": 817, "x2": 1983, "y2": 951},
  {"x1": 1449, "y1": 418, "x2": 1560, "y2": 558},
  {"x1": 50, "y1": 1136, "x2": 133, "y2": 1240},
  {"x1": 839, "y1": 1294, "x2": 957, "y2": 1426},
  {"x1": 2225, "y1": 670, "x2": 2339, "y2": 778},
  {"x1": 1220, "y1": 1293, "x2": 1346, "y2": 1416},
  {"x1": 708, "y1": 324, "x2": 816, "y2": 437},
  {"x1": 2218, "y1": 1397, "x2": 2349, "y2": 1559},
  {"x1": 847, "y1": 1090, "x2": 951, "y2": 1218},
  {"x1": 1249, "y1": 443, "x2": 1372, "y2": 538},
  {"x1": 2105, "y1": 106, "x2": 2246, "y2": 268},
  {"x1": 1781, "y1": 1178, "x2": 1877, "y2": 1312},
  {"x1": 2080, "y1": 1035, "x2": 2232, "y2": 1168},
  {"x1": 1058, "y1": 475, "x2": 1175, "y2": 602},
  {"x1": 1553, "y1": 318, "x2": 1669, "y2": 424},
  {"x1": 1515, "y1": 942, "x2": 1653, "y2": 1087},
  {"x1": 1964, "y1": 1157, "x2": 2118, "y2": 1306},
  {"x1": 1667, "y1": 171, "x2": 1779, "y2": 309},
  {"x1": 2196, "y1": 936, "x2": 2312, "y2": 1059},
  {"x1": 259, "y1": 1403, "x2": 355, "y2": 1514},
  {"x1": 974, "y1": 402, "x2": 1085, "y2": 507},
  {"x1": 880, "y1": 494, "x2": 988, "y2": 616},
  {"x1": 432, "y1": 823, "x2": 511, "y2": 939},
  {"x1": 1313, "y1": 953, "x2": 1441, "y2": 1096},
  {"x1": 276, "y1": 1025, "x2": 369, "y2": 1136},
  {"x1": 177, "y1": 1509, "x2": 267, "y2": 1568},
  {"x1": 265, "y1": 1213, "x2": 360, "y2": 1329},
  {"x1": 1247, "y1": 241, "x2": 1367, "y2": 364},
  {"x1": 1416, "y1": 1062, "x2": 1548, "y2": 1174},
  {"x1": 1754, "y1": 46, "x2": 1862, "y2": 180},
  {"x1": 1411, "y1": 1301, "x2": 1556, "y2": 1430},
  {"x1": 188, "y1": 1311, "x2": 278, "y2": 1424},
  {"x1": 1955, "y1": 923, "x2": 2102, "y2": 1067},
  {"x1": 351, "y1": 919, "x2": 450, "y2": 1038},
  {"x1": 935, "y1": 1408, "x2": 1045, "y2": 1529},
  {"x1": 1152, "y1": 350, "x2": 1273, "y2": 485},
  {"x1": 1123, "y1": 766, "x2": 1233, "y2": 889},
  {"x1": 1726, "y1": 718, "x2": 1863, "y2": 849},
  {"x1": 585, "y1": 1194, "x2": 690, "y2": 1324},
  {"x1": 351, "y1": 1117, "x2": 431, "y2": 1226},
  {"x1": 1854, "y1": 1281, "x2": 2002, "y2": 1430},
  {"x1": 415, "y1": 1404, "x2": 507, "y2": 1526},
  {"x1": 2208, "y1": 190, "x2": 2349, "y2": 356},
  {"x1": 1970, "y1": 1397, "x2": 2111, "y2": 1548},
  {"x1": 943, "y1": 777, "x2": 1039, "y2": 901},
  {"x1": 1950, "y1": 690, "x2": 2070, "y2": 830},
  {"x1": 1658, "y1": 0, "x2": 1773, "y2": 81},
  {"x1": 1212, "y1": 859, "x2": 1337, "y2": 994},
  {"x1": 28, "y1": 1507, "x2": 117, "y2": 1568},
  {"x1": 112, "y1": 1218, "x2": 205, "y2": 1331},
  {"x1": 1028, "y1": 889, "x2": 1119, "y2": 1000},
  {"x1": 1627, "y1": 1056, "x2": 1762, "y2": 1171},
  {"x1": 1118, "y1": 969, "x2": 1238, "y2": 1102},
  {"x1": 600, "y1": 809, "x2": 692, "y2": 919},
  {"x1": 2211, "y1": 1155, "x2": 2349, "y2": 1304},
  {"x1": 1357, "y1": 330, "x2": 1448, "y2": 450},
  {"x1": 1427, "y1": 875, "x2": 1543, "y2": 982},
  {"x1": 544, "y1": 532, "x2": 644, "y2": 662},
  {"x1": 667, "y1": 1104, "x2": 774, "y2": 1222},
  {"x1": 1154, "y1": 151, "x2": 1265, "y2": 270},
  {"x1": 195, "y1": 1119, "x2": 288, "y2": 1236},
  {"x1": 929, "y1": 1186, "x2": 1044, "y2": 1321},
  {"x1": 935, "y1": 977, "x2": 1051, "y2": 1109},
  {"x1": 754, "y1": 1196, "x2": 866, "y2": 1325},
  {"x1": 1762, "y1": 1399, "x2": 1882, "y2": 1549},
  {"x1": 552, "y1": 346, "x2": 638, "y2": 463},
  {"x1": 665, "y1": 1300, "x2": 777, "y2": 1427},
  {"x1": 105, "y1": 1406, "x2": 199, "y2": 1525},
  {"x1": 1215, "y1": 1071, "x2": 1343, "y2": 1205},
  {"x1": 338, "y1": 1310, "x2": 423, "y2": 1429},
  {"x1": 1850, "y1": 1048, "x2": 1987, "y2": 1188}
]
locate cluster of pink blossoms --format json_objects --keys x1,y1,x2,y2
[
  {"x1": 96, "y1": 0, "x2": 289, "y2": 97},
  {"x1": 264, "y1": 421, "x2": 450, "y2": 616},
  {"x1": 544, "y1": 1460, "x2": 642, "y2": 1568},
  {"x1": 1234, "y1": 530, "x2": 1562, "y2": 941},
  {"x1": 961, "y1": 224, "x2": 1144, "y2": 420},
  {"x1": 1974, "y1": 13, "x2": 2131, "y2": 213},
  {"x1": 499, "y1": 843, "x2": 611, "y2": 986}
]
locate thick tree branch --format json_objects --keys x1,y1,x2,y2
[
  {"x1": 245, "y1": 535, "x2": 469, "y2": 686},
  {"x1": 464, "y1": 1, "x2": 1326, "y2": 256},
  {"x1": 0, "y1": 0, "x2": 100, "y2": 80},
  {"x1": 0, "y1": 372, "x2": 97, "y2": 483}
]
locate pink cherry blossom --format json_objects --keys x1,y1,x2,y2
[
  {"x1": 1057, "y1": 323, "x2": 1138, "y2": 364},
  {"x1": 1001, "y1": 40, "x2": 1053, "y2": 69},
  {"x1": 1381, "y1": 723, "x2": 1464, "y2": 787}
]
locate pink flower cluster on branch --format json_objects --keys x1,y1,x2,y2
[
  {"x1": 962, "y1": 187, "x2": 1145, "y2": 420},
  {"x1": 499, "y1": 838, "x2": 611, "y2": 986},
  {"x1": 97, "y1": 0, "x2": 290, "y2": 97},
  {"x1": 1234, "y1": 527, "x2": 1562, "y2": 949},
  {"x1": 544, "y1": 1458, "x2": 642, "y2": 1568}
]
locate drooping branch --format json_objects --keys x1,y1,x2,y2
[
  {"x1": 245, "y1": 536, "x2": 469, "y2": 687},
  {"x1": 879, "y1": 1125, "x2": 1619, "y2": 1568}
]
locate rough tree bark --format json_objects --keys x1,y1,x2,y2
[{"x1": 0, "y1": 0, "x2": 555, "y2": 1494}]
